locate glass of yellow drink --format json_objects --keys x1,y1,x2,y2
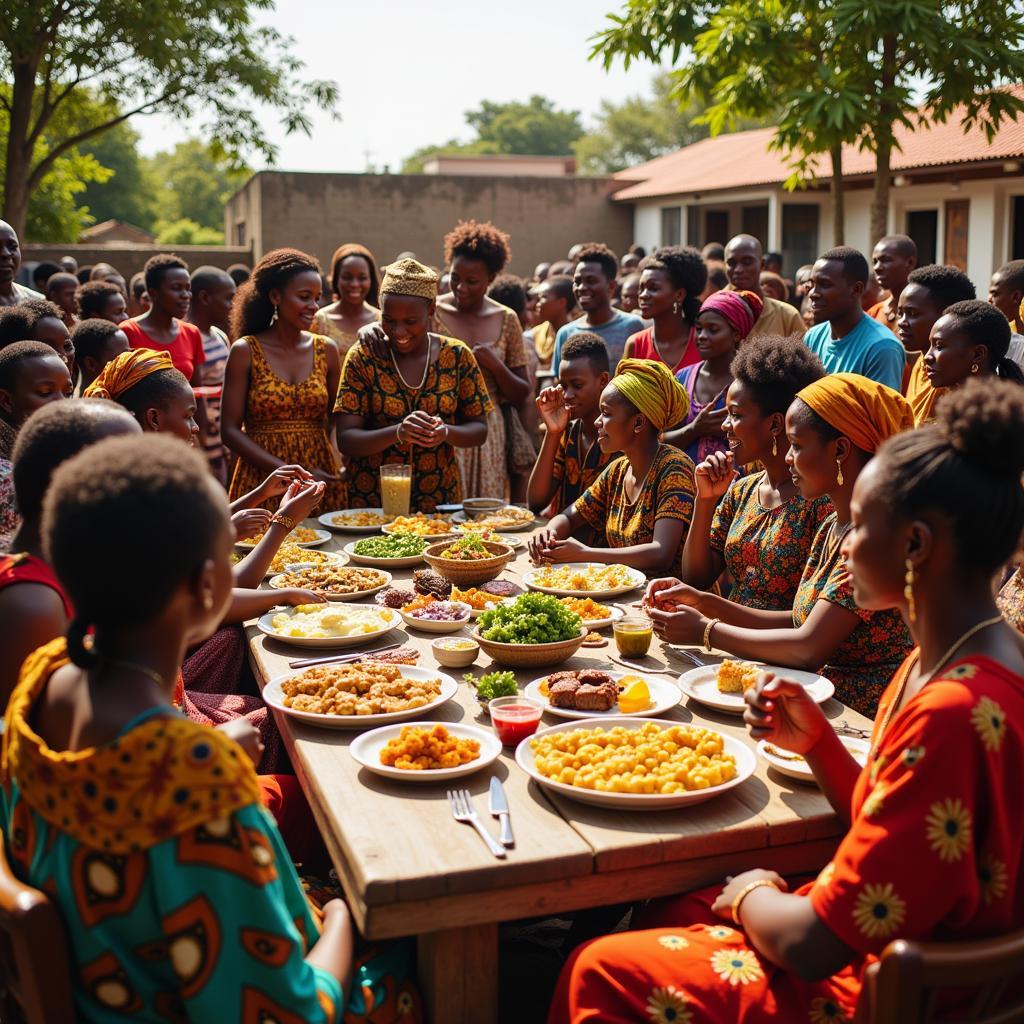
[
  {"x1": 380, "y1": 464, "x2": 412, "y2": 518},
  {"x1": 613, "y1": 616, "x2": 653, "y2": 658}
]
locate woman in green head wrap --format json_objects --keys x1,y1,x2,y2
[{"x1": 527, "y1": 358, "x2": 697, "y2": 574}]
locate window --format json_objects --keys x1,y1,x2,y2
[
  {"x1": 741, "y1": 205, "x2": 769, "y2": 248},
  {"x1": 943, "y1": 200, "x2": 969, "y2": 272},
  {"x1": 1011, "y1": 196, "x2": 1024, "y2": 260},
  {"x1": 661, "y1": 207, "x2": 681, "y2": 246},
  {"x1": 704, "y1": 209, "x2": 730, "y2": 247},
  {"x1": 781, "y1": 204, "x2": 820, "y2": 276},
  {"x1": 905, "y1": 210, "x2": 938, "y2": 266}
]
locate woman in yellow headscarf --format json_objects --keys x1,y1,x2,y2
[
  {"x1": 528, "y1": 358, "x2": 697, "y2": 573},
  {"x1": 646, "y1": 373, "x2": 916, "y2": 716}
]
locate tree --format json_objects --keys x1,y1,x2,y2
[
  {"x1": 592, "y1": 0, "x2": 1024, "y2": 245},
  {"x1": 0, "y1": 0, "x2": 338, "y2": 237},
  {"x1": 78, "y1": 120, "x2": 158, "y2": 232},
  {"x1": 154, "y1": 218, "x2": 225, "y2": 246},
  {"x1": 401, "y1": 96, "x2": 582, "y2": 173}
]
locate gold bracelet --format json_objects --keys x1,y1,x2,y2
[
  {"x1": 270, "y1": 513, "x2": 296, "y2": 530},
  {"x1": 703, "y1": 617, "x2": 721, "y2": 653},
  {"x1": 731, "y1": 878, "x2": 780, "y2": 925}
]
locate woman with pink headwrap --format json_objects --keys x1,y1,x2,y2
[{"x1": 665, "y1": 289, "x2": 763, "y2": 464}]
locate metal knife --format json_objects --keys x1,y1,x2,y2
[{"x1": 489, "y1": 776, "x2": 514, "y2": 847}]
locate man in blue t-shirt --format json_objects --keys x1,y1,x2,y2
[
  {"x1": 551, "y1": 242, "x2": 644, "y2": 376},
  {"x1": 805, "y1": 246, "x2": 905, "y2": 391}
]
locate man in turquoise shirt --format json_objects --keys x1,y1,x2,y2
[{"x1": 804, "y1": 247, "x2": 905, "y2": 391}]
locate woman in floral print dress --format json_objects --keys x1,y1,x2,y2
[{"x1": 549, "y1": 378, "x2": 1024, "y2": 1024}]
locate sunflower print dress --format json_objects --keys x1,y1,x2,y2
[
  {"x1": 548, "y1": 653, "x2": 1024, "y2": 1024},
  {"x1": 227, "y1": 335, "x2": 345, "y2": 510},
  {"x1": 997, "y1": 566, "x2": 1024, "y2": 633},
  {"x1": 335, "y1": 335, "x2": 492, "y2": 512},
  {"x1": 708, "y1": 473, "x2": 833, "y2": 610},
  {"x1": 791, "y1": 513, "x2": 913, "y2": 717}
]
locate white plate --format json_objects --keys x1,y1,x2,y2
[
  {"x1": 343, "y1": 539, "x2": 426, "y2": 569},
  {"x1": 516, "y1": 717, "x2": 756, "y2": 810},
  {"x1": 560, "y1": 602, "x2": 625, "y2": 631},
  {"x1": 264, "y1": 665, "x2": 458, "y2": 729},
  {"x1": 264, "y1": 551, "x2": 348, "y2": 579},
  {"x1": 399, "y1": 603, "x2": 473, "y2": 634},
  {"x1": 236, "y1": 527, "x2": 332, "y2": 550},
  {"x1": 350, "y1": 721, "x2": 502, "y2": 781},
  {"x1": 758, "y1": 736, "x2": 870, "y2": 784},
  {"x1": 523, "y1": 671, "x2": 681, "y2": 719},
  {"x1": 320, "y1": 508, "x2": 392, "y2": 533},
  {"x1": 453, "y1": 526, "x2": 526, "y2": 550},
  {"x1": 523, "y1": 563, "x2": 647, "y2": 599},
  {"x1": 256, "y1": 606, "x2": 400, "y2": 649},
  {"x1": 452, "y1": 508, "x2": 537, "y2": 532},
  {"x1": 677, "y1": 665, "x2": 835, "y2": 715},
  {"x1": 268, "y1": 567, "x2": 392, "y2": 602},
  {"x1": 381, "y1": 521, "x2": 454, "y2": 541}
]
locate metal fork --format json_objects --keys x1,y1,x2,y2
[{"x1": 447, "y1": 789, "x2": 506, "y2": 858}]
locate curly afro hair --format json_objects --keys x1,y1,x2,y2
[
  {"x1": 70, "y1": 318, "x2": 123, "y2": 366},
  {"x1": 230, "y1": 247, "x2": 322, "y2": 339},
  {"x1": 560, "y1": 331, "x2": 610, "y2": 374},
  {"x1": 75, "y1": 280, "x2": 124, "y2": 320},
  {"x1": 873, "y1": 378, "x2": 1024, "y2": 574},
  {"x1": 143, "y1": 253, "x2": 189, "y2": 292},
  {"x1": 43, "y1": 434, "x2": 228, "y2": 668},
  {"x1": 0, "y1": 341, "x2": 64, "y2": 393},
  {"x1": 487, "y1": 274, "x2": 527, "y2": 317},
  {"x1": 730, "y1": 334, "x2": 825, "y2": 416},
  {"x1": 818, "y1": 246, "x2": 869, "y2": 286},
  {"x1": 572, "y1": 243, "x2": 619, "y2": 282},
  {"x1": 443, "y1": 220, "x2": 511, "y2": 276},
  {"x1": 905, "y1": 264, "x2": 976, "y2": 308},
  {"x1": 0, "y1": 299, "x2": 66, "y2": 349},
  {"x1": 640, "y1": 246, "x2": 708, "y2": 323}
]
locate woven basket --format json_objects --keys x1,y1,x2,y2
[{"x1": 473, "y1": 626, "x2": 587, "y2": 668}]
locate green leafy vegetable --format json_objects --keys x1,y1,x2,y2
[
  {"x1": 352, "y1": 532, "x2": 428, "y2": 558},
  {"x1": 477, "y1": 592, "x2": 582, "y2": 644},
  {"x1": 464, "y1": 670, "x2": 519, "y2": 701}
]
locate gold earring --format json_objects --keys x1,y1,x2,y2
[
  {"x1": 904, "y1": 558, "x2": 916, "y2": 624},
  {"x1": 836, "y1": 458, "x2": 844, "y2": 486},
  {"x1": 771, "y1": 435, "x2": 778, "y2": 457},
  {"x1": 970, "y1": 363, "x2": 979, "y2": 373},
  {"x1": 270, "y1": 304, "x2": 279, "y2": 325},
  {"x1": 673, "y1": 300, "x2": 681, "y2": 315}
]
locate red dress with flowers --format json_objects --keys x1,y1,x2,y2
[{"x1": 548, "y1": 653, "x2": 1024, "y2": 1024}]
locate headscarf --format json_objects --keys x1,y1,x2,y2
[
  {"x1": 379, "y1": 258, "x2": 438, "y2": 302},
  {"x1": 83, "y1": 348, "x2": 176, "y2": 401},
  {"x1": 699, "y1": 289, "x2": 764, "y2": 340},
  {"x1": 796, "y1": 372, "x2": 915, "y2": 453},
  {"x1": 611, "y1": 357, "x2": 691, "y2": 431}
]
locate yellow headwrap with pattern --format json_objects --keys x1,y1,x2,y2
[
  {"x1": 796, "y1": 372, "x2": 914, "y2": 453},
  {"x1": 379, "y1": 258, "x2": 438, "y2": 301},
  {"x1": 611, "y1": 357, "x2": 691, "y2": 431},
  {"x1": 83, "y1": 348, "x2": 177, "y2": 401}
]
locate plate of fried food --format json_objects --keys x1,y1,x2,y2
[
  {"x1": 524, "y1": 669, "x2": 680, "y2": 720},
  {"x1": 757, "y1": 736, "x2": 870, "y2": 785},
  {"x1": 320, "y1": 508, "x2": 394, "y2": 533},
  {"x1": 350, "y1": 722, "x2": 502, "y2": 781},
  {"x1": 452, "y1": 524, "x2": 525, "y2": 549},
  {"x1": 556, "y1": 596, "x2": 625, "y2": 630},
  {"x1": 263, "y1": 662, "x2": 459, "y2": 729},
  {"x1": 452, "y1": 505, "x2": 537, "y2": 531},
  {"x1": 678, "y1": 659, "x2": 835, "y2": 715},
  {"x1": 257, "y1": 603, "x2": 400, "y2": 649},
  {"x1": 517, "y1": 718, "x2": 756, "y2": 809},
  {"x1": 380, "y1": 513, "x2": 454, "y2": 539},
  {"x1": 524, "y1": 562, "x2": 646, "y2": 599},
  {"x1": 268, "y1": 565, "x2": 392, "y2": 601},
  {"x1": 266, "y1": 544, "x2": 348, "y2": 577},
  {"x1": 236, "y1": 524, "x2": 331, "y2": 550},
  {"x1": 450, "y1": 581, "x2": 522, "y2": 618}
]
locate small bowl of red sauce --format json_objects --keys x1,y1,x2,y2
[{"x1": 489, "y1": 696, "x2": 544, "y2": 747}]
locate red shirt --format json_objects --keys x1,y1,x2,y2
[
  {"x1": 626, "y1": 326, "x2": 699, "y2": 372},
  {"x1": 121, "y1": 318, "x2": 205, "y2": 382},
  {"x1": 0, "y1": 553, "x2": 72, "y2": 618}
]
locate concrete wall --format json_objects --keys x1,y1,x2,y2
[
  {"x1": 225, "y1": 172, "x2": 634, "y2": 279},
  {"x1": 22, "y1": 242, "x2": 253, "y2": 281}
]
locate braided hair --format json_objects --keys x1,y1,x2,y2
[{"x1": 230, "y1": 248, "x2": 322, "y2": 338}]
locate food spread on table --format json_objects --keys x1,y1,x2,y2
[
  {"x1": 379, "y1": 724, "x2": 480, "y2": 770},
  {"x1": 413, "y1": 568, "x2": 452, "y2": 598},
  {"x1": 268, "y1": 543, "x2": 338, "y2": 574},
  {"x1": 241, "y1": 524, "x2": 321, "y2": 545},
  {"x1": 362, "y1": 647, "x2": 420, "y2": 665},
  {"x1": 450, "y1": 586, "x2": 505, "y2": 611},
  {"x1": 436, "y1": 534, "x2": 503, "y2": 561},
  {"x1": 269, "y1": 604, "x2": 395, "y2": 638},
  {"x1": 386, "y1": 513, "x2": 452, "y2": 536},
  {"x1": 477, "y1": 592, "x2": 582, "y2": 644},
  {"x1": 558, "y1": 596, "x2": 613, "y2": 620},
  {"x1": 537, "y1": 671, "x2": 651, "y2": 713},
  {"x1": 531, "y1": 563, "x2": 637, "y2": 593},
  {"x1": 272, "y1": 565, "x2": 388, "y2": 596},
  {"x1": 332, "y1": 510, "x2": 391, "y2": 527},
  {"x1": 464, "y1": 505, "x2": 535, "y2": 529},
  {"x1": 716, "y1": 659, "x2": 762, "y2": 693},
  {"x1": 375, "y1": 585, "x2": 418, "y2": 608},
  {"x1": 352, "y1": 533, "x2": 428, "y2": 558},
  {"x1": 281, "y1": 663, "x2": 441, "y2": 715},
  {"x1": 465, "y1": 669, "x2": 519, "y2": 701},
  {"x1": 530, "y1": 722, "x2": 737, "y2": 794},
  {"x1": 403, "y1": 600, "x2": 470, "y2": 622}
]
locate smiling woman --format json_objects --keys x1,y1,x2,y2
[{"x1": 221, "y1": 248, "x2": 345, "y2": 510}]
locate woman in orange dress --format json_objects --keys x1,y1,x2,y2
[
  {"x1": 222, "y1": 248, "x2": 344, "y2": 509},
  {"x1": 549, "y1": 379, "x2": 1024, "y2": 1024}
]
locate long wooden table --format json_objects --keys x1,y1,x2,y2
[{"x1": 247, "y1": 523, "x2": 871, "y2": 1023}]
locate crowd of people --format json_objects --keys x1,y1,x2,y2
[{"x1": 0, "y1": 210, "x2": 1023, "y2": 1022}]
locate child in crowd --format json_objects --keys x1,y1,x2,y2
[
  {"x1": 0, "y1": 299, "x2": 76, "y2": 371},
  {"x1": 70, "y1": 318, "x2": 130, "y2": 393},
  {"x1": 531, "y1": 274, "x2": 576, "y2": 370},
  {"x1": 75, "y1": 280, "x2": 128, "y2": 324},
  {"x1": 0, "y1": 340, "x2": 71, "y2": 459}
]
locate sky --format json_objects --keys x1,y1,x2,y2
[{"x1": 132, "y1": 0, "x2": 672, "y2": 172}]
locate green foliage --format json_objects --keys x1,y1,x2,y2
[
  {"x1": 153, "y1": 218, "x2": 224, "y2": 245},
  {"x1": 78, "y1": 121, "x2": 158, "y2": 231},
  {"x1": 465, "y1": 671, "x2": 519, "y2": 701},
  {"x1": 477, "y1": 592, "x2": 582, "y2": 645}
]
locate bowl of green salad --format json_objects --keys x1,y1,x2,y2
[
  {"x1": 473, "y1": 592, "x2": 586, "y2": 667},
  {"x1": 344, "y1": 532, "x2": 429, "y2": 568}
]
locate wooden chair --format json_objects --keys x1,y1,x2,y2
[
  {"x1": 856, "y1": 930, "x2": 1024, "y2": 1023},
  {"x1": 0, "y1": 839, "x2": 75, "y2": 1023}
]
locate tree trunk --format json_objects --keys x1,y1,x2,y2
[
  {"x1": 830, "y1": 143, "x2": 845, "y2": 245},
  {"x1": 2, "y1": 61, "x2": 39, "y2": 239},
  {"x1": 869, "y1": 35, "x2": 898, "y2": 246}
]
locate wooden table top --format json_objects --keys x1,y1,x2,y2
[{"x1": 247, "y1": 519, "x2": 871, "y2": 937}]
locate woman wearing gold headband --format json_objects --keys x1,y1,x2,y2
[
  {"x1": 647, "y1": 373, "x2": 914, "y2": 716},
  {"x1": 528, "y1": 358, "x2": 696, "y2": 573},
  {"x1": 335, "y1": 258, "x2": 491, "y2": 511}
]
